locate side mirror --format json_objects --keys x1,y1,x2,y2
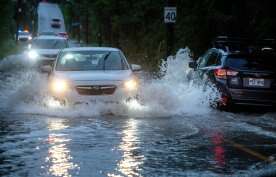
[
  {"x1": 188, "y1": 61, "x2": 197, "y2": 69},
  {"x1": 131, "y1": 64, "x2": 142, "y2": 72},
  {"x1": 40, "y1": 65, "x2": 52, "y2": 73}
]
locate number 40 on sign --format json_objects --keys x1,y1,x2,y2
[{"x1": 164, "y1": 7, "x2": 177, "y2": 23}]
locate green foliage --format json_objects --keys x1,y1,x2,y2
[
  {"x1": 64, "y1": 0, "x2": 276, "y2": 70},
  {"x1": 0, "y1": 0, "x2": 36, "y2": 59},
  {"x1": 0, "y1": 40, "x2": 19, "y2": 59},
  {"x1": 2, "y1": 0, "x2": 275, "y2": 68},
  {"x1": 0, "y1": 0, "x2": 15, "y2": 58}
]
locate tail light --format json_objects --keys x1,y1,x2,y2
[
  {"x1": 58, "y1": 32, "x2": 68, "y2": 39},
  {"x1": 214, "y1": 68, "x2": 238, "y2": 79}
]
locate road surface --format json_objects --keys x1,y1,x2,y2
[{"x1": 0, "y1": 50, "x2": 276, "y2": 177}]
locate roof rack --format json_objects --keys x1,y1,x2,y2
[{"x1": 212, "y1": 36, "x2": 276, "y2": 53}]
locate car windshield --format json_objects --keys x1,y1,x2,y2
[
  {"x1": 19, "y1": 31, "x2": 29, "y2": 35},
  {"x1": 56, "y1": 51, "x2": 129, "y2": 71},
  {"x1": 226, "y1": 53, "x2": 276, "y2": 70},
  {"x1": 32, "y1": 39, "x2": 67, "y2": 49}
]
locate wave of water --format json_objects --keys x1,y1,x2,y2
[{"x1": 0, "y1": 48, "x2": 217, "y2": 117}]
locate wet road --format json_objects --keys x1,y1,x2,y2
[
  {"x1": 1, "y1": 51, "x2": 276, "y2": 177},
  {"x1": 1, "y1": 111, "x2": 276, "y2": 177}
]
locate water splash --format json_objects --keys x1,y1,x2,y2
[
  {"x1": 0, "y1": 48, "x2": 218, "y2": 117},
  {"x1": 136, "y1": 48, "x2": 218, "y2": 116}
]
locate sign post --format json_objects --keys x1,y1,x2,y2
[{"x1": 164, "y1": 0, "x2": 177, "y2": 58}]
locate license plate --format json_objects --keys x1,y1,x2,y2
[{"x1": 248, "y1": 78, "x2": 265, "y2": 87}]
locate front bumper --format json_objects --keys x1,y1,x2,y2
[
  {"x1": 50, "y1": 85, "x2": 138, "y2": 104},
  {"x1": 40, "y1": 59, "x2": 55, "y2": 66},
  {"x1": 228, "y1": 88, "x2": 276, "y2": 106},
  {"x1": 18, "y1": 37, "x2": 29, "y2": 42}
]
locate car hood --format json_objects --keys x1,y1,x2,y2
[
  {"x1": 34, "y1": 49, "x2": 61, "y2": 55},
  {"x1": 54, "y1": 70, "x2": 133, "y2": 82}
]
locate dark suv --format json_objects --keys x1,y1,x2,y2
[{"x1": 189, "y1": 37, "x2": 276, "y2": 108}]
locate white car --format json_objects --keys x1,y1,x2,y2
[
  {"x1": 42, "y1": 47, "x2": 142, "y2": 104},
  {"x1": 27, "y1": 35, "x2": 68, "y2": 66}
]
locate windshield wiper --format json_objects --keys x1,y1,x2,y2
[
  {"x1": 52, "y1": 40, "x2": 59, "y2": 49},
  {"x1": 103, "y1": 52, "x2": 111, "y2": 70}
]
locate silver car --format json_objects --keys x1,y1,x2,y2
[
  {"x1": 42, "y1": 47, "x2": 141, "y2": 104},
  {"x1": 27, "y1": 35, "x2": 68, "y2": 66}
]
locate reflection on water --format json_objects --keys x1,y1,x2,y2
[
  {"x1": 115, "y1": 119, "x2": 144, "y2": 177},
  {"x1": 46, "y1": 119, "x2": 79, "y2": 177},
  {"x1": 212, "y1": 132, "x2": 226, "y2": 168},
  {"x1": 48, "y1": 119, "x2": 69, "y2": 131}
]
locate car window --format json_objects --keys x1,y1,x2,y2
[
  {"x1": 52, "y1": 18, "x2": 60, "y2": 22},
  {"x1": 104, "y1": 52, "x2": 124, "y2": 70},
  {"x1": 39, "y1": 32, "x2": 57, "y2": 36},
  {"x1": 226, "y1": 53, "x2": 276, "y2": 70},
  {"x1": 19, "y1": 32, "x2": 30, "y2": 35},
  {"x1": 32, "y1": 39, "x2": 67, "y2": 49},
  {"x1": 206, "y1": 52, "x2": 220, "y2": 67},
  {"x1": 56, "y1": 51, "x2": 129, "y2": 71},
  {"x1": 198, "y1": 51, "x2": 210, "y2": 68}
]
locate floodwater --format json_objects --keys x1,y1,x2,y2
[{"x1": 0, "y1": 49, "x2": 276, "y2": 177}]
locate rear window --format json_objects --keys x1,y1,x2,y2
[
  {"x1": 52, "y1": 19, "x2": 60, "y2": 22},
  {"x1": 226, "y1": 53, "x2": 276, "y2": 70}
]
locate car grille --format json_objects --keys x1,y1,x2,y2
[
  {"x1": 76, "y1": 85, "x2": 117, "y2": 95},
  {"x1": 39, "y1": 60, "x2": 54, "y2": 66},
  {"x1": 19, "y1": 38, "x2": 28, "y2": 41},
  {"x1": 41, "y1": 54, "x2": 57, "y2": 58}
]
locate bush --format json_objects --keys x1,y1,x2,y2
[{"x1": 0, "y1": 40, "x2": 19, "y2": 59}]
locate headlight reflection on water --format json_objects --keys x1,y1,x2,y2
[
  {"x1": 124, "y1": 99, "x2": 148, "y2": 111},
  {"x1": 46, "y1": 119, "x2": 79, "y2": 177},
  {"x1": 48, "y1": 119, "x2": 69, "y2": 131},
  {"x1": 28, "y1": 50, "x2": 39, "y2": 60},
  {"x1": 46, "y1": 97, "x2": 64, "y2": 108},
  {"x1": 108, "y1": 119, "x2": 144, "y2": 177}
]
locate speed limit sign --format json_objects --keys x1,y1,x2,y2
[{"x1": 164, "y1": 7, "x2": 177, "y2": 23}]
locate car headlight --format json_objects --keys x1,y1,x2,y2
[
  {"x1": 124, "y1": 79, "x2": 138, "y2": 91},
  {"x1": 28, "y1": 50, "x2": 39, "y2": 60},
  {"x1": 50, "y1": 78, "x2": 69, "y2": 94}
]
